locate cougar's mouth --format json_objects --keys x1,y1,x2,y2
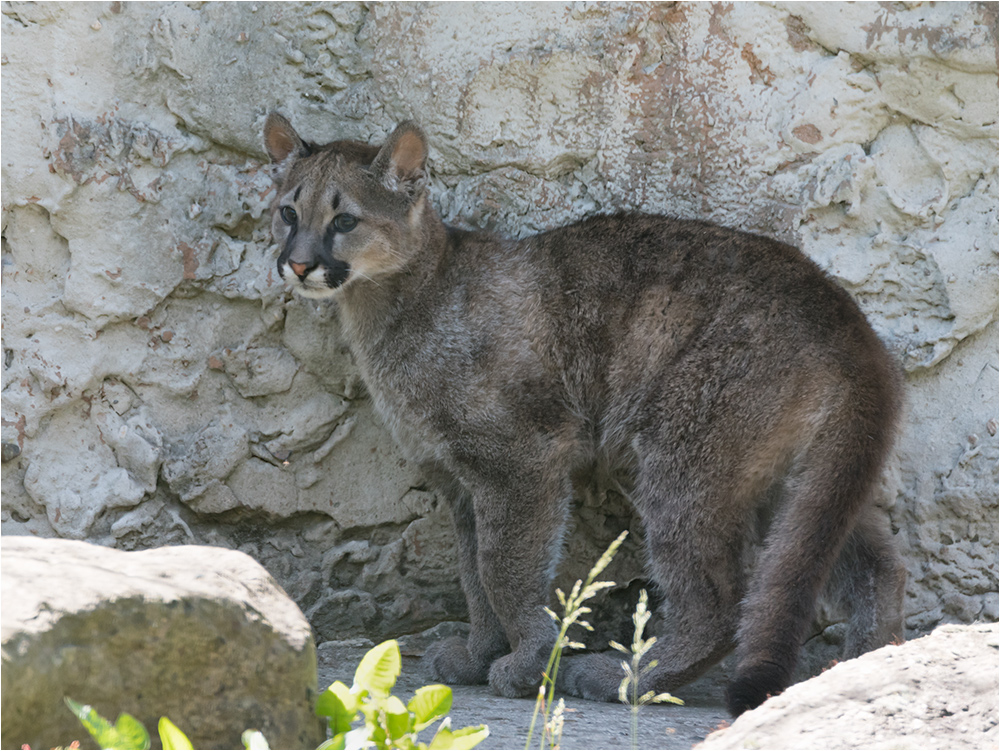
[{"x1": 279, "y1": 259, "x2": 350, "y2": 299}]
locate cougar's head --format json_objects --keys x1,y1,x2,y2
[{"x1": 263, "y1": 113, "x2": 430, "y2": 299}]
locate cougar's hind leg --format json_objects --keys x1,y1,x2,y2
[
  {"x1": 560, "y1": 454, "x2": 747, "y2": 702},
  {"x1": 424, "y1": 482, "x2": 510, "y2": 685},
  {"x1": 727, "y1": 394, "x2": 899, "y2": 716},
  {"x1": 827, "y1": 504, "x2": 907, "y2": 658}
]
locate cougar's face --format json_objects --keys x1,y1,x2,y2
[
  {"x1": 265, "y1": 116, "x2": 430, "y2": 299},
  {"x1": 272, "y1": 156, "x2": 387, "y2": 298},
  {"x1": 272, "y1": 154, "x2": 356, "y2": 299}
]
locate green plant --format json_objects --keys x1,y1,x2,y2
[
  {"x1": 63, "y1": 640, "x2": 483, "y2": 751},
  {"x1": 64, "y1": 699, "x2": 151, "y2": 751},
  {"x1": 610, "y1": 589, "x2": 684, "y2": 749},
  {"x1": 525, "y1": 530, "x2": 629, "y2": 750},
  {"x1": 316, "y1": 639, "x2": 489, "y2": 750},
  {"x1": 64, "y1": 698, "x2": 265, "y2": 751}
]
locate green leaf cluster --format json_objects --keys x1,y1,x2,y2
[
  {"x1": 316, "y1": 639, "x2": 488, "y2": 750},
  {"x1": 63, "y1": 640, "x2": 485, "y2": 751},
  {"x1": 64, "y1": 699, "x2": 152, "y2": 751},
  {"x1": 64, "y1": 698, "x2": 267, "y2": 751}
]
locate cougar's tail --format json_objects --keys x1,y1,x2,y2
[{"x1": 726, "y1": 350, "x2": 902, "y2": 716}]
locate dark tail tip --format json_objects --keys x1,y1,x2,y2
[{"x1": 726, "y1": 662, "x2": 790, "y2": 716}]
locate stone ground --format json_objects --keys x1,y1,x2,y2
[{"x1": 317, "y1": 644, "x2": 731, "y2": 750}]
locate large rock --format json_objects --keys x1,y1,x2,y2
[
  {"x1": 698, "y1": 623, "x2": 999, "y2": 750},
  {"x1": 1, "y1": 536, "x2": 325, "y2": 750}
]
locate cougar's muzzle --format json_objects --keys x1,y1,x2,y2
[{"x1": 277, "y1": 228, "x2": 350, "y2": 297}]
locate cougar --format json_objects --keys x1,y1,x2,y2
[{"x1": 263, "y1": 114, "x2": 905, "y2": 715}]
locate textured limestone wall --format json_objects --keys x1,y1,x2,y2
[{"x1": 2, "y1": 2, "x2": 997, "y2": 654}]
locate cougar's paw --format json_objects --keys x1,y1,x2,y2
[
  {"x1": 557, "y1": 653, "x2": 624, "y2": 702},
  {"x1": 487, "y1": 650, "x2": 545, "y2": 699},
  {"x1": 726, "y1": 662, "x2": 790, "y2": 716},
  {"x1": 423, "y1": 637, "x2": 491, "y2": 685}
]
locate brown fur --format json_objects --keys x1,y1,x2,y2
[{"x1": 263, "y1": 114, "x2": 906, "y2": 715}]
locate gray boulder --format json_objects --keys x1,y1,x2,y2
[
  {"x1": 1, "y1": 537, "x2": 325, "y2": 750},
  {"x1": 698, "y1": 622, "x2": 999, "y2": 750}
]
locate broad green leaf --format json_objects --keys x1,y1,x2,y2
[
  {"x1": 158, "y1": 717, "x2": 193, "y2": 750},
  {"x1": 318, "y1": 734, "x2": 346, "y2": 750},
  {"x1": 353, "y1": 640, "x2": 402, "y2": 697},
  {"x1": 342, "y1": 726, "x2": 373, "y2": 750},
  {"x1": 107, "y1": 714, "x2": 151, "y2": 751},
  {"x1": 317, "y1": 680, "x2": 360, "y2": 735},
  {"x1": 368, "y1": 720, "x2": 389, "y2": 749},
  {"x1": 407, "y1": 685, "x2": 452, "y2": 731},
  {"x1": 241, "y1": 729, "x2": 271, "y2": 750},
  {"x1": 427, "y1": 719, "x2": 489, "y2": 750},
  {"x1": 65, "y1": 698, "x2": 151, "y2": 750},
  {"x1": 65, "y1": 698, "x2": 114, "y2": 741},
  {"x1": 383, "y1": 694, "x2": 412, "y2": 741}
]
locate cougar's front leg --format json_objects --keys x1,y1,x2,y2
[
  {"x1": 470, "y1": 460, "x2": 571, "y2": 699},
  {"x1": 424, "y1": 483, "x2": 509, "y2": 685}
]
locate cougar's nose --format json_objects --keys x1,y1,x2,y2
[{"x1": 290, "y1": 261, "x2": 311, "y2": 279}]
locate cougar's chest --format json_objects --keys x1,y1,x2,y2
[
  {"x1": 355, "y1": 314, "x2": 561, "y2": 475},
  {"x1": 366, "y1": 379, "x2": 452, "y2": 467}
]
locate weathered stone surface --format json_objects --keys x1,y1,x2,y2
[
  {"x1": 1, "y1": 2, "x2": 997, "y2": 655},
  {"x1": 697, "y1": 623, "x2": 1000, "y2": 750},
  {"x1": 1, "y1": 536, "x2": 324, "y2": 750}
]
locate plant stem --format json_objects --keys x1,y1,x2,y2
[
  {"x1": 523, "y1": 531, "x2": 629, "y2": 750},
  {"x1": 524, "y1": 686, "x2": 545, "y2": 750}
]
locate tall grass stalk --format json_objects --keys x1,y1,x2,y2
[
  {"x1": 524, "y1": 530, "x2": 629, "y2": 750},
  {"x1": 610, "y1": 589, "x2": 684, "y2": 749}
]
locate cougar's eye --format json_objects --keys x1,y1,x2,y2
[
  {"x1": 280, "y1": 206, "x2": 297, "y2": 225},
  {"x1": 333, "y1": 213, "x2": 358, "y2": 233}
]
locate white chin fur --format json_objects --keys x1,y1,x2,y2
[{"x1": 293, "y1": 284, "x2": 340, "y2": 300}]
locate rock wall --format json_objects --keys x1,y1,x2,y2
[{"x1": 2, "y1": 2, "x2": 997, "y2": 653}]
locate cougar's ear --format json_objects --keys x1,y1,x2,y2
[
  {"x1": 264, "y1": 112, "x2": 310, "y2": 163},
  {"x1": 370, "y1": 121, "x2": 428, "y2": 199}
]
